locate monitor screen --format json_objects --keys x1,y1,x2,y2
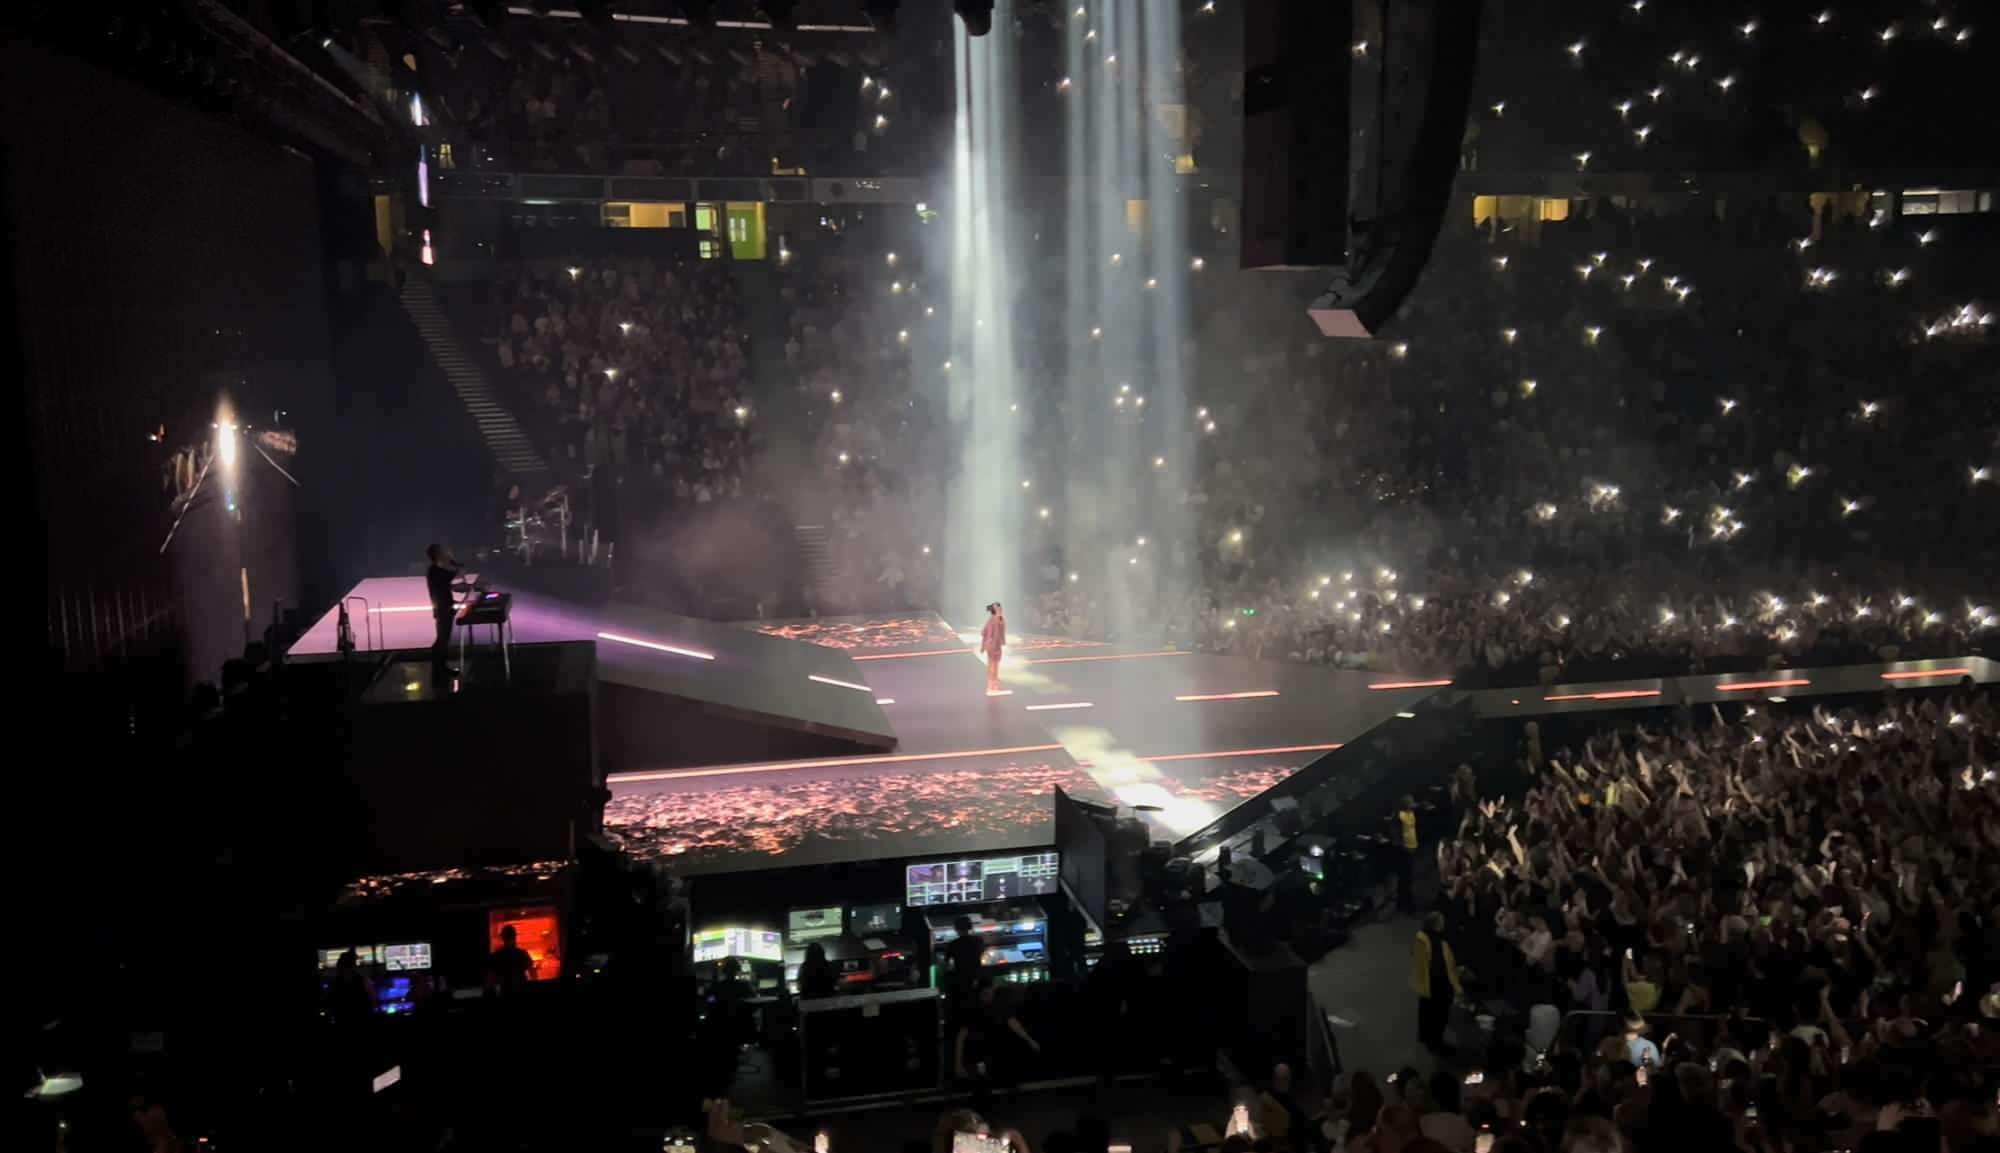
[
  {"x1": 382, "y1": 942, "x2": 432, "y2": 972},
  {"x1": 848, "y1": 903, "x2": 903, "y2": 935},
  {"x1": 905, "y1": 851, "x2": 1060, "y2": 908},
  {"x1": 318, "y1": 945, "x2": 382, "y2": 970},
  {"x1": 376, "y1": 975, "x2": 416, "y2": 1016},
  {"x1": 786, "y1": 906, "x2": 844, "y2": 944},
  {"x1": 692, "y1": 926, "x2": 785, "y2": 964}
]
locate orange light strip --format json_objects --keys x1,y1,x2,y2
[
  {"x1": 1881, "y1": 667, "x2": 1973, "y2": 681},
  {"x1": 1174, "y1": 690, "x2": 1282, "y2": 702},
  {"x1": 1024, "y1": 649, "x2": 1194, "y2": 666},
  {"x1": 1715, "y1": 678, "x2": 1812, "y2": 692},
  {"x1": 1367, "y1": 678, "x2": 1455, "y2": 690},
  {"x1": 608, "y1": 742, "x2": 1068, "y2": 784},
  {"x1": 808, "y1": 673, "x2": 874, "y2": 693},
  {"x1": 1543, "y1": 689, "x2": 1664, "y2": 702},
  {"x1": 851, "y1": 648, "x2": 976, "y2": 662}
]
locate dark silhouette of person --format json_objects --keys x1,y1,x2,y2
[
  {"x1": 426, "y1": 543, "x2": 462, "y2": 674},
  {"x1": 797, "y1": 942, "x2": 838, "y2": 999},
  {"x1": 488, "y1": 924, "x2": 534, "y2": 993},
  {"x1": 945, "y1": 915, "x2": 985, "y2": 1015},
  {"x1": 329, "y1": 947, "x2": 374, "y2": 1026}
]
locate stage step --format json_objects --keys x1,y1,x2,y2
[{"x1": 397, "y1": 277, "x2": 548, "y2": 479}]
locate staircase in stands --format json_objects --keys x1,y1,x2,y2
[
  {"x1": 397, "y1": 277, "x2": 547, "y2": 478},
  {"x1": 793, "y1": 524, "x2": 846, "y2": 608}
]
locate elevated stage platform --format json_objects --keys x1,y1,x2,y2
[
  {"x1": 603, "y1": 612, "x2": 1445, "y2": 875},
  {"x1": 291, "y1": 576, "x2": 896, "y2": 767},
  {"x1": 298, "y1": 580, "x2": 1996, "y2": 881}
]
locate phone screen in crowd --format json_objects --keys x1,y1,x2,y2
[
  {"x1": 1226, "y1": 1105, "x2": 1253, "y2": 1136},
  {"x1": 1464, "y1": 1072, "x2": 1485, "y2": 1086},
  {"x1": 1475, "y1": 1134, "x2": 1495, "y2": 1153},
  {"x1": 952, "y1": 1135, "x2": 1008, "y2": 1153}
]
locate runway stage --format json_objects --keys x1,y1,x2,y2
[{"x1": 603, "y1": 612, "x2": 1444, "y2": 876}]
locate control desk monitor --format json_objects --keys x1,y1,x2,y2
[
  {"x1": 787, "y1": 906, "x2": 844, "y2": 945},
  {"x1": 317, "y1": 943, "x2": 431, "y2": 972},
  {"x1": 693, "y1": 926, "x2": 784, "y2": 964},
  {"x1": 906, "y1": 851, "x2": 1059, "y2": 908},
  {"x1": 848, "y1": 903, "x2": 903, "y2": 935}
]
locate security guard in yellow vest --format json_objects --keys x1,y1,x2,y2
[{"x1": 1394, "y1": 794, "x2": 1420, "y2": 912}]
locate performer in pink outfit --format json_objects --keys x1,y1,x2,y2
[{"x1": 980, "y1": 602, "x2": 1006, "y2": 693}]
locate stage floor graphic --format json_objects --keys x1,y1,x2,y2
[{"x1": 606, "y1": 613, "x2": 1443, "y2": 874}]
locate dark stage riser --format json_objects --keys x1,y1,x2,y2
[{"x1": 344, "y1": 644, "x2": 598, "y2": 873}]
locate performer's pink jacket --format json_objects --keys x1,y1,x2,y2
[{"x1": 981, "y1": 614, "x2": 1005, "y2": 656}]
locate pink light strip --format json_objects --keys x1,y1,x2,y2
[
  {"x1": 808, "y1": 673, "x2": 874, "y2": 693},
  {"x1": 1543, "y1": 689, "x2": 1663, "y2": 702},
  {"x1": 1024, "y1": 649, "x2": 1194, "y2": 666},
  {"x1": 875, "y1": 698, "x2": 896, "y2": 705},
  {"x1": 1024, "y1": 701, "x2": 1095, "y2": 711},
  {"x1": 1881, "y1": 667, "x2": 1973, "y2": 681},
  {"x1": 368, "y1": 605, "x2": 434, "y2": 614},
  {"x1": 1367, "y1": 678, "x2": 1455, "y2": 690},
  {"x1": 607, "y1": 742, "x2": 1068, "y2": 783},
  {"x1": 1174, "y1": 690, "x2": 1282, "y2": 702},
  {"x1": 1715, "y1": 678, "x2": 1812, "y2": 692},
  {"x1": 596, "y1": 630, "x2": 717, "y2": 661}
]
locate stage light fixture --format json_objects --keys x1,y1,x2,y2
[{"x1": 955, "y1": 0, "x2": 995, "y2": 35}]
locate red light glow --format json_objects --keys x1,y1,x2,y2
[
  {"x1": 1881, "y1": 667, "x2": 1973, "y2": 681},
  {"x1": 1543, "y1": 689, "x2": 1664, "y2": 702},
  {"x1": 1367, "y1": 679, "x2": 1455, "y2": 690},
  {"x1": 1715, "y1": 678, "x2": 1812, "y2": 692},
  {"x1": 487, "y1": 906, "x2": 562, "y2": 981},
  {"x1": 851, "y1": 648, "x2": 977, "y2": 662}
]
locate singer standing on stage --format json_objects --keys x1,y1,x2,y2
[
  {"x1": 426, "y1": 543, "x2": 462, "y2": 675},
  {"x1": 980, "y1": 602, "x2": 1006, "y2": 694}
]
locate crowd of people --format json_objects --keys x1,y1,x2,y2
[
  {"x1": 1002, "y1": 189, "x2": 1997, "y2": 684},
  {"x1": 1303, "y1": 688, "x2": 2000, "y2": 1153},
  {"x1": 484, "y1": 257, "x2": 757, "y2": 506},
  {"x1": 465, "y1": 181, "x2": 1995, "y2": 687},
  {"x1": 363, "y1": 16, "x2": 937, "y2": 178}
]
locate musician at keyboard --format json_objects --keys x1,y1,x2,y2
[{"x1": 425, "y1": 543, "x2": 464, "y2": 675}]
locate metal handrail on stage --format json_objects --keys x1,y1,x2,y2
[{"x1": 341, "y1": 596, "x2": 379, "y2": 652}]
